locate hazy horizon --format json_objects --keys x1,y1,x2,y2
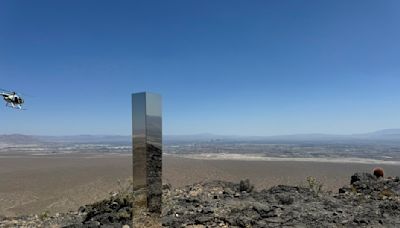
[{"x1": 1, "y1": 128, "x2": 400, "y2": 137}]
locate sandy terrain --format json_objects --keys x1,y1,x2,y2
[{"x1": 1, "y1": 154, "x2": 399, "y2": 217}]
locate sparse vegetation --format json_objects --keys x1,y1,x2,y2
[
  {"x1": 39, "y1": 210, "x2": 50, "y2": 221},
  {"x1": 306, "y1": 176, "x2": 323, "y2": 194},
  {"x1": 239, "y1": 179, "x2": 254, "y2": 193}
]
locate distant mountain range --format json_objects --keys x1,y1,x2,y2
[
  {"x1": 1, "y1": 129, "x2": 400, "y2": 145},
  {"x1": 0, "y1": 134, "x2": 41, "y2": 145}
]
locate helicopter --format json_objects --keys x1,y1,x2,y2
[{"x1": 0, "y1": 89, "x2": 25, "y2": 109}]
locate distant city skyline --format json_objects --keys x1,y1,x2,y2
[{"x1": 1, "y1": 1, "x2": 400, "y2": 136}]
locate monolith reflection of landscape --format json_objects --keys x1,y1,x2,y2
[{"x1": 132, "y1": 92, "x2": 162, "y2": 226}]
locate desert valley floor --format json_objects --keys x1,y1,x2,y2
[{"x1": 1, "y1": 154, "x2": 400, "y2": 217}]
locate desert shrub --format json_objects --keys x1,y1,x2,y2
[
  {"x1": 306, "y1": 176, "x2": 323, "y2": 194},
  {"x1": 39, "y1": 210, "x2": 50, "y2": 221},
  {"x1": 117, "y1": 210, "x2": 131, "y2": 219},
  {"x1": 239, "y1": 179, "x2": 254, "y2": 193}
]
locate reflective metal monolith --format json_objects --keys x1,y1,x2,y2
[{"x1": 132, "y1": 92, "x2": 162, "y2": 226}]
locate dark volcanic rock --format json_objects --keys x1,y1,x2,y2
[
  {"x1": 340, "y1": 172, "x2": 400, "y2": 199},
  {"x1": 163, "y1": 174, "x2": 400, "y2": 227},
  {"x1": 351, "y1": 172, "x2": 378, "y2": 184}
]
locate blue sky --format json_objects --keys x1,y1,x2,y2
[{"x1": 0, "y1": 0, "x2": 399, "y2": 136}]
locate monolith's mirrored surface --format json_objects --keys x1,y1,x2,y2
[{"x1": 132, "y1": 92, "x2": 162, "y2": 226}]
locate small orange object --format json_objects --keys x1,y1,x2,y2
[{"x1": 373, "y1": 167, "x2": 384, "y2": 178}]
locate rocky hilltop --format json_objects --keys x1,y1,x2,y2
[{"x1": 1, "y1": 172, "x2": 400, "y2": 227}]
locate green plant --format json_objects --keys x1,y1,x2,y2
[{"x1": 39, "y1": 210, "x2": 50, "y2": 221}]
